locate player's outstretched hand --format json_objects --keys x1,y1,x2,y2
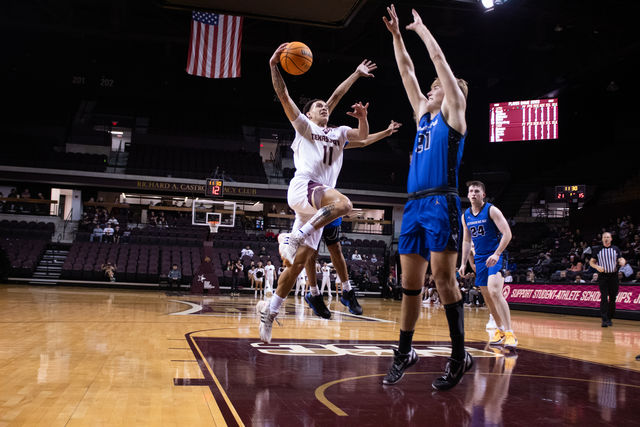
[
  {"x1": 458, "y1": 266, "x2": 466, "y2": 278},
  {"x1": 270, "y1": 43, "x2": 289, "y2": 67},
  {"x1": 406, "y1": 8, "x2": 425, "y2": 32},
  {"x1": 356, "y1": 60, "x2": 377, "y2": 78},
  {"x1": 347, "y1": 102, "x2": 369, "y2": 120},
  {"x1": 486, "y1": 254, "x2": 500, "y2": 268},
  {"x1": 387, "y1": 120, "x2": 402, "y2": 134},
  {"x1": 383, "y1": 4, "x2": 401, "y2": 35}
]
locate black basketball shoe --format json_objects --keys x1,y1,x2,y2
[
  {"x1": 432, "y1": 351, "x2": 474, "y2": 391},
  {"x1": 382, "y1": 348, "x2": 419, "y2": 385},
  {"x1": 304, "y1": 292, "x2": 331, "y2": 319},
  {"x1": 340, "y1": 289, "x2": 363, "y2": 315}
]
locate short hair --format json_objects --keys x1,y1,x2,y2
[
  {"x1": 466, "y1": 180, "x2": 486, "y2": 193},
  {"x1": 432, "y1": 78, "x2": 469, "y2": 99},
  {"x1": 303, "y1": 98, "x2": 324, "y2": 115}
]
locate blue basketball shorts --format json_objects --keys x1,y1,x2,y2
[
  {"x1": 474, "y1": 253, "x2": 505, "y2": 287},
  {"x1": 398, "y1": 194, "x2": 462, "y2": 260}
]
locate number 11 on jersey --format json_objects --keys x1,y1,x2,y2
[{"x1": 323, "y1": 145, "x2": 334, "y2": 166}]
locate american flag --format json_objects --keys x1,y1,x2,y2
[{"x1": 186, "y1": 11, "x2": 243, "y2": 79}]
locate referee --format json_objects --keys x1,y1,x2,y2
[{"x1": 589, "y1": 232, "x2": 627, "y2": 327}]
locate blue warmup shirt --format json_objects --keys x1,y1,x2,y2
[
  {"x1": 407, "y1": 112, "x2": 466, "y2": 194},
  {"x1": 464, "y1": 203, "x2": 501, "y2": 256}
]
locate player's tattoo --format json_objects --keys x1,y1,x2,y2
[
  {"x1": 309, "y1": 203, "x2": 335, "y2": 228},
  {"x1": 271, "y1": 67, "x2": 286, "y2": 97}
]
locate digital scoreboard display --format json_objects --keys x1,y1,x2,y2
[
  {"x1": 490, "y1": 98, "x2": 558, "y2": 142},
  {"x1": 555, "y1": 185, "x2": 585, "y2": 201},
  {"x1": 205, "y1": 178, "x2": 224, "y2": 197}
]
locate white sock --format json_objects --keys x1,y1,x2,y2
[
  {"x1": 269, "y1": 294, "x2": 285, "y2": 314},
  {"x1": 341, "y1": 280, "x2": 352, "y2": 292},
  {"x1": 296, "y1": 222, "x2": 315, "y2": 239},
  {"x1": 310, "y1": 285, "x2": 320, "y2": 296}
]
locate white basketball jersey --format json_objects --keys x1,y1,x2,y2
[
  {"x1": 264, "y1": 264, "x2": 275, "y2": 279},
  {"x1": 291, "y1": 114, "x2": 351, "y2": 188},
  {"x1": 321, "y1": 266, "x2": 331, "y2": 278},
  {"x1": 297, "y1": 270, "x2": 308, "y2": 284}
]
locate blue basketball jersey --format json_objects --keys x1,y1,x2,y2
[
  {"x1": 328, "y1": 217, "x2": 342, "y2": 227},
  {"x1": 464, "y1": 203, "x2": 501, "y2": 256},
  {"x1": 407, "y1": 112, "x2": 466, "y2": 194}
]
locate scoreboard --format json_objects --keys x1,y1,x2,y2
[
  {"x1": 555, "y1": 185, "x2": 585, "y2": 201},
  {"x1": 490, "y1": 98, "x2": 558, "y2": 142},
  {"x1": 205, "y1": 178, "x2": 224, "y2": 197}
]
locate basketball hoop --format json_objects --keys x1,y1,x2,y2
[{"x1": 208, "y1": 220, "x2": 219, "y2": 233}]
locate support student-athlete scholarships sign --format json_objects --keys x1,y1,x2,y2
[{"x1": 503, "y1": 284, "x2": 640, "y2": 311}]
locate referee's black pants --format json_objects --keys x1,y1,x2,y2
[{"x1": 598, "y1": 272, "x2": 619, "y2": 321}]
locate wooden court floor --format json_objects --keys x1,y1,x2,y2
[{"x1": 1, "y1": 284, "x2": 639, "y2": 426}]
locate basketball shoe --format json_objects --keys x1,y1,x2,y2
[
  {"x1": 490, "y1": 329, "x2": 505, "y2": 345},
  {"x1": 382, "y1": 348, "x2": 419, "y2": 385},
  {"x1": 256, "y1": 300, "x2": 277, "y2": 343},
  {"x1": 432, "y1": 351, "x2": 474, "y2": 391},
  {"x1": 278, "y1": 233, "x2": 302, "y2": 266},
  {"x1": 503, "y1": 331, "x2": 518, "y2": 349},
  {"x1": 340, "y1": 289, "x2": 363, "y2": 315},
  {"x1": 304, "y1": 292, "x2": 331, "y2": 319}
]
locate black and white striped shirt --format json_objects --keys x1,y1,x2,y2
[{"x1": 592, "y1": 245, "x2": 622, "y2": 273}]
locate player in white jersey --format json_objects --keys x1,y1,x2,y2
[
  {"x1": 320, "y1": 262, "x2": 333, "y2": 300},
  {"x1": 295, "y1": 270, "x2": 308, "y2": 297},
  {"x1": 264, "y1": 260, "x2": 276, "y2": 299},
  {"x1": 257, "y1": 43, "x2": 371, "y2": 343}
]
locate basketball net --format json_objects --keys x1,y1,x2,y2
[{"x1": 208, "y1": 220, "x2": 219, "y2": 233}]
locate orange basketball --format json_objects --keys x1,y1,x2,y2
[{"x1": 280, "y1": 42, "x2": 313, "y2": 75}]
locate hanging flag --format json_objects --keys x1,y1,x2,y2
[{"x1": 186, "y1": 11, "x2": 243, "y2": 79}]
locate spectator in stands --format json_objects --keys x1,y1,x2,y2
[
  {"x1": 574, "y1": 275, "x2": 585, "y2": 283},
  {"x1": 258, "y1": 246, "x2": 268, "y2": 258},
  {"x1": 371, "y1": 253, "x2": 378, "y2": 264},
  {"x1": 633, "y1": 271, "x2": 640, "y2": 283},
  {"x1": 168, "y1": 264, "x2": 182, "y2": 289},
  {"x1": 247, "y1": 261, "x2": 256, "y2": 289},
  {"x1": 21, "y1": 188, "x2": 31, "y2": 199},
  {"x1": 102, "y1": 262, "x2": 117, "y2": 282},
  {"x1": 619, "y1": 262, "x2": 633, "y2": 281},
  {"x1": 103, "y1": 224, "x2": 115, "y2": 243},
  {"x1": 580, "y1": 241, "x2": 592, "y2": 259},
  {"x1": 231, "y1": 259, "x2": 244, "y2": 296},
  {"x1": 90, "y1": 225, "x2": 104, "y2": 242},
  {"x1": 113, "y1": 225, "x2": 121, "y2": 243},
  {"x1": 384, "y1": 273, "x2": 399, "y2": 300},
  {"x1": 241, "y1": 245, "x2": 254, "y2": 258},
  {"x1": 525, "y1": 269, "x2": 536, "y2": 283},
  {"x1": 270, "y1": 204, "x2": 278, "y2": 214},
  {"x1": 351, "y1": 250, "x2": 362, "y2": 261},
  {"x1": 590, "y1": 273, "x2": 599, "y2": 283},
  {"x1": 225, "y1": 260, "x2": 233, "y2": 272},
  {"x1": 108, "y1": 216, "x2": 119, "y2": 227},
  {"x1": 503, "y1": 270, "x2": 513, "y2": 283}
]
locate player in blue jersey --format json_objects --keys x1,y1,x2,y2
[
  {"x1": 303, "y1": 122, "x2": 402, "y2": 318},
  {"x1": 382, "y1": 5, "x2": 471, "y2": 391},
  {"x1": 459, "y1": 181, "x2": 517, "y2": 349}
]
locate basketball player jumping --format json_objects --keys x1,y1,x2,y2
[
  {"x1": 382, "y1": 6, "x2": 471, "y2": 391},
  {"x1": 459, "y1": 181, "x2": 517, "y2": 348},
  {"x1": 257, "y1": 43, "x2": 370, "y2": 343}
]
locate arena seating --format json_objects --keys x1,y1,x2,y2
[
  {"x1": 125, "y1": 144, "x2": 268, "y2": 183},
  {"x1": 0, "y1": 220, "x2": 55, "y2": 240},
  {"x1": 0, "y1": 238, "x2": 47, "y2": 277},
  {"x1": 3, "y1": 138, "x2": 107, "y2": 172},
  {"x1": 61, "y1": 242, "x2": 204, "y2": 284}
]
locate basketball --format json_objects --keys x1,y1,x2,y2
[{"x1": 280, "y1": 42, "x2": 313, "y2": 75}]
